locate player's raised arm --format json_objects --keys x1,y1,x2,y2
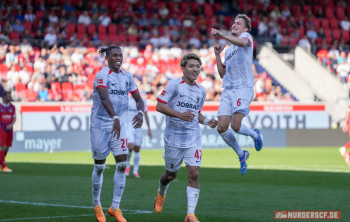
[
  {"x1": 212, "y1": 28, "x2": 249, "y2": 47},
  {"x1": 214, "y1": 44, "x2": 226, "y2": 79},
  {"x1": 131, "y1": 90, "x2": 145, "y2": 129}
]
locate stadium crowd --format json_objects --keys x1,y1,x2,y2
[{"x1": 0, "y1": 0, "x2": 297, "y2": 103}]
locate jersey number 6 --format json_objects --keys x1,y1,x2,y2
[{"x1": 237, "y1": 98, "x2": 241, "y2": 106}]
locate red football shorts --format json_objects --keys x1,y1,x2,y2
[{"x1": 0, "y1": 130, "x2": 13, "y2": 147}]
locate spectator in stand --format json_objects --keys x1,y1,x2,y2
[
  {"x1": 337, "y1": 0, "x2": 347, "y2": 7},
  {"x1": 50, "y1": 0, "x2": 61, "y2": 12},
  {"x1": 44, "y1": 29, "x2": 57, "y2": 47},
  {"x1": 68, "y1": 11, "x2": 77, "y2": 23},
  {"x1": 159, "y1": 4, "x2": 169, "y2": 17},
  {"x1": 298, "y1": 35, "x2": 310, "y2": 50},
  {"x1": 318, "y1": 27, "x2": 326, "y2": 39},
  {"x1": 315, "y1": 8, "x2": 324, "y2": 18},
  {"x1": 34, "y1": 56, "x2": 46, "y2": 74},
  {"x1": 24, "y1": 7, "x2": 36, "y2": 23},
  {"x1": 329, "y1": 53, "x2": 338, "y2": 72},
  {"x1": 270, "y1": 7, "x2": 281, "y2": 20},
  {"x1": 138, "y1": 13, "x2": 150, "y2": 27},
  {"x1": 99, "y1": 2, "x2": 108, "y2": 13},
  {"x1": 38, "y1": 84, "x2": 49, "y2": 101},
  {"x1": 338, "y1": 51, "x2": 347, "y2": 64},
  {"x1": 149, "y1": 33, "x2": 160, "y2": 48},
  {"x1": 22, "y1": 29, "x2": 32, "y2": 40},
  {"x1": 111, "y1": 12, "x2": 120, "y2": 24},
  {"x1": 281, "y1": 6, "x2": 291, "y2": 19},
  {"x1": 90, "y1": 2, "x2": 98, "y2": 13},
  {"x1": 341, "y1": 17, "x2": 350, "y2": 31},
  {"x1": 258, "y1": 17, "x2": 268, "y2": 36},
  {"x1": 329, "y1": 44, "x2": 340, "y2": 60},
  {"x1": 189, "y1": 34, "x2": 201, "y2": 49},
  {"x1": 63, "y1": 0, "x2": 75, "y2": 12},
  {"x1": 306, "y1": 26, "x2": 318, "y2": 40},
  {"x1": 36, "y1": 0, "x2": 46, "y2": 11},
  {"x1": 78, "y1": 11, "x2": 91, "y2": 26},
  {"x1": 337, "y1": 60, "x2": 350, "y2": 83},
  {"x1": 90, "y1": 13, "x2": 99, "y2": 25},
  {"x1": 48, "y1": 11, "x2": 59, "y2": 24},
  {"x1": 7, "y1": 66, "x2": 19, "y2": 89},
  {"x1": 60, "y1": 9, "x2": 69, "y2": 21},
  {"x1": 12, "y1": 19, "x2": 25, "y2": 34},
  {"x1": 28, "y1": 76, "x2": 40, "y2": 92},
  {"x1": 99, "y1": 11, "x2": 111, "y2": 26},
  {"x1": 19, "y1": 38, "x2": 32, "y2": 52},
  {"x1": 297, "y1": 16, "x2": 306, "y2": 30},
  {"x1": 47, "y1": 83, "x2": 62, "y2": 101},
  {"x1": 19, "y1": 66, "x2": 30, "y2": 85},
  {"x1": 150, "y1": 14, "x2": 161, "y2": 26},
  {"x1": 14, "y1": 8, "x2": 25, "y2": 22},
  {"x1": 5, "y1": 46, "x2": 18, "y2": 67},
  {"x1": 75, "y1": 0, "x2": 85, "y2": 12}
]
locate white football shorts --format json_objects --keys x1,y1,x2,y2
[
  {"x1": 217, "y1": 87, "x2": 254, "y2": 117},
  {"x1": 126, "y1": 127, "x2": 143, "y2": 146},
  {"x1": 164, "y1": 145, "x2": 202, "y2": 172},
  {"x1": 90, "y1": 126, "x2": 129, "y2": 160}
]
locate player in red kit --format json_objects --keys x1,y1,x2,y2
[{"x1": 0, "y1": 91, "x2": 16, "y2": 172}]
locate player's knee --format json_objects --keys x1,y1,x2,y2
[
  {"x1": 188, "y1": 170, "x2": 199, "y2": 182},
  {"x1": 117, "y1": 161, "x2": 127, "y2": 174},
  {"x1": 217, "y1": 125, "x2": 228, "y2": 134},
  {"x1": 231, "y1": 123, "x2": 241, "y2": 133},
  {"x1": 166, "y1": 171, "x2": 177, "y2": 181},
  {"x1": 94, "y1": 164, "x2": 105, "y2": 175}
]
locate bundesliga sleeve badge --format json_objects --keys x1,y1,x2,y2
[{"x1": 98, "y1": 79, "x2": 103, "y2": 84}]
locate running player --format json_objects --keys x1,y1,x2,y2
[
  {"x1": 90, "y1": 46, "x2": 144, "y2": 222},
  {"x1": 153, "y1": 53, "x2": 218, "y2": 222},
  {"x1": 126, "y1": 93, "x2": 152, "y2": 178},
  {"x1": 339, "y1": 103, "x2": 350, "y2": 165},
  {"x1": 211, "y1": 14, "x2": 263, "y2": 175},
  {"x1": 0, "y1": 91, "x2": 16, "y2": 173}
]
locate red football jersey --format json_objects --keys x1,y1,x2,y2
[{"x1": 0, "y1": 103, "x2": 16, "y2": 132}]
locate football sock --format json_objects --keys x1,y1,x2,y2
[
  {"x1": 92, "y1": 164, "x2": 105, "y2": 207},
  {"x1": 127, "y1": 151, "x2": 132, "y2": 167},
  {"x1": 238, "y1": 124, "x2": 258, "y2": 140},
  {"x1": 158, "y1": 180, "x2": 169, "y2": 195},
  {"x1": 111, "y1": 161, "x2": 127, "y2": 210},
  {"x1": 4, "y1": 150, "x2": 8, "y2": 157},
  {"x1": 345, "y1": 141, "x2": 350, "y2": 149},
  {"x1": 0, "y1": 150, "x2": 6, "y2": 168},
  {"x1": 187, "y1": 186, "x2": 200, "y2": 215},
  {"x1": 133, "y1": 152, "x2": 140, "y2": 174},
  {"x1": 219, "y1": 129, "x2": 243, "y2": 157}
]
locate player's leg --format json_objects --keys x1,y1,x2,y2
[
  {"x1": 108, "y1": 129, "x2": 128, "y2": 222},
  {"x1": 217, "y1": 115, "x2": 243, "y2": 157},
  {"x1": 155, "y1": 146, "x2": 184, "y2": 213},
  {"x1": 126, "y1": 143, "x2": 134, "y2": 176},
  {"x1": 0, "y1": 146, "x2": 9, "y2": 172},
  {"x1": 90, "y1": 127, "x2": 109, "y2": 222},
  {"x1": 184, "y1": 147, "x2": 201, "y2": 222},
  {"x1": 133, "y1": 145, "x2": 141, "y2": 177}
]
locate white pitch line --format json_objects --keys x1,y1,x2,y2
[
  {"x1": 0, "y1": 200, "x2": 153, "y2": 214},
  {"x1": 0, "y1": 214, "x2": 94, "y2": 221}
]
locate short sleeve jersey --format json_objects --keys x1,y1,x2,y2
[
  {"x1": 128, "y1": 96, "x2": 147, "y2": 123},
  {"x1": 0, "y1": 103, "x2": 16, "y2": 132},
  {"x1": 91, "y1": 67, "x2": 138, "y2": 130},
  {"x1": 157, "y1": 77, "x2": 206, "y2": 149},
  {"x1": 222, "y1": 32, "x2": 254, "y2": 89}
]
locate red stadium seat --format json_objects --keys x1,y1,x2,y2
[
  {"x1": 303, "y1": 5, "x2": 312, "y2": 14},
  {"x1": 324, "y1": 28, "x2": 332, "y2": 39},
  {"x1": 87, "y1": 74, "x2": 96, "y2": 83},
  {"x1": 128, "y1": 35, "x2": 137, "y2": 42},
  {"x1": 67, "y1": 23, "x2": 76, "y2": 33},
  {"x1": 289, "y1": 36, "x2": 297, "y2": 45},
  {"x1": 118, "y1": 34, "x2": 127, "y2": 43},
  {"x1": 51, "y1": 82, "x2": 61, "y2": 91},
  {"x1": 98, "y1": 34, "x2": 107, "y2": 42},
  {"x1": 347, "y1": 6, "x2": 350, "y2": 14},
  {"x1": 298, "y1": 28, "x2": 304, "y2": 39},
  {"x1": 9, "y1": 31, "x2": 19, "y2": 39},
  {"x1": 180, "y1": 2, "x2": 190, "y2": 12},
  {"x1": 109, "y1": 34, "x2": 117, "y2": 42},
  {"x1": 333, "y1": 29, "x2": 340, "y2": 40},
  {"x1": 77, "y1": 24, "x2": 86, "y2": 34},
  {"x1": 313, "y1": 5, "x2": 322, "y2": 15},
  {"x1": 35, "y1": 11, "x2": 44, "y2": 20},
  {"x1": 214, "y1": 3, "x2": 222, "y2": 13},
  {"x1": 23, "y1": 22, "x2": 32, "y2": 33},
  {"x1": 325, "y1": 6, "x2": 334, "y2": 18},
  {"x1": 87, "y1": 24, "x2": 96, "y2": 36},
  {"x1": 14, "y1": 65, "x2": 21, "y2": 71},
  {"x1": 110, "y1": 1, "x2": 119, "y2": 12},
  {"x1": 330, "y1": 18, "x2": 338, "y2": 29},
  {"x1": 281, "y1": 37, "x2": 288, "y2": 46},
  {"x1": 108, "y1": 24, "x2": 117, "y2": 35},
  {"x1": 62, "y1": 82, "x2": 73, "y2": 101},
  {"x1": 191, "y1": 2, "x2": 200, "y2": 13},
  {"x1": 336, "y1": 6, "x2": 345, "y2": 21},
  {"x1": 321, "y1": 18, "x2": 329, "y2": 29},
  {"x1": 203, "y1": 3, "x2": 213, "y2": 17},
  {"x1": 342, "y1": 29, "x2": 349, "y2": 43},
  {"x1": 98, "y1": 25, "x2": 106, "y2": 35},
  {"x1": 313, "y1": 18, "x2": 320, "y2": 30},
  {"x1": 15, "y1": 82, "x2": 27, "y2": 100},
  {"x1": 291, "y1": 5, "x2": 299, "y2": 15},
  {"x1": 317, "y1": 37, "x2": 323, "y2": 44}
]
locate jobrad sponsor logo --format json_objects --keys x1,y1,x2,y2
[
  {"x1": 110, "y1": 90, "x2": 127, "y2": 96},
  {"x1": 275, "y1": 211, "x2": 341, "y2": 219},
  {"x1": 176, "y1": 101, "x2": 199, "y2": 110}
]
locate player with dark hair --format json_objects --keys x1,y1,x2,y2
[
  {"x1": 211, "y1": 14, "x2": 263, "y2": 175},
  {"x1": 91, "y1": 46, "x2": 144, "y2": 222},
  {"x1": 0, "y1": 91, "x2": 16, "y2": 173},
  {"x1": 153, "y1": 53, "x2": 218, "y2": 222}
]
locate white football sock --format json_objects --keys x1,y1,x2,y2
[
  {"x1": 133, "y1": 152, "x2": 140, "y2": 174},
  {"x1": 220, "y1": 129, "x2": 243, "y2": 157},
  {"x1": 238, "y1": 124, "x2": 258, "y2": 140},
  {"x1": 92, "y1": 164, "x2": 105, "y2": 207},
  {"x1": 127, "y1": 151, "x2": 132, "y2": 167},
  {"x1": 187, "y1": 186, "x2": 200, "y2": 215},
  {"x1": 159, "y1": 180, "x2": 169, "y2": 195},
  {"x1": 111, "y1": 161, "x2": 127, "y2": 210}
]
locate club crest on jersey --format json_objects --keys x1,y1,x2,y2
[
  {"x1": 125, "y1": 81, "x2": 128, "y2": 88},
  {"x1": 196, "y1": 96, "x2": 200, "y2": 104}
]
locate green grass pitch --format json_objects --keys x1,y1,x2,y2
[{"x1": 0, "y1": 147, "x2": 349, "y2": 221}]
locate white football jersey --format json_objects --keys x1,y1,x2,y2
[
  {"x1": 157, "y1": 77, "x2": 206, "y2": 149},
  {"x1": 222, "y1": 32, "x2": 254, "y2": 89},
  {"x1": 91, "y1": 67, "x2": 138, "y2": 131},
  {"x1": 128, "y1": 96, "x2": 147, "y2": 123}
]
